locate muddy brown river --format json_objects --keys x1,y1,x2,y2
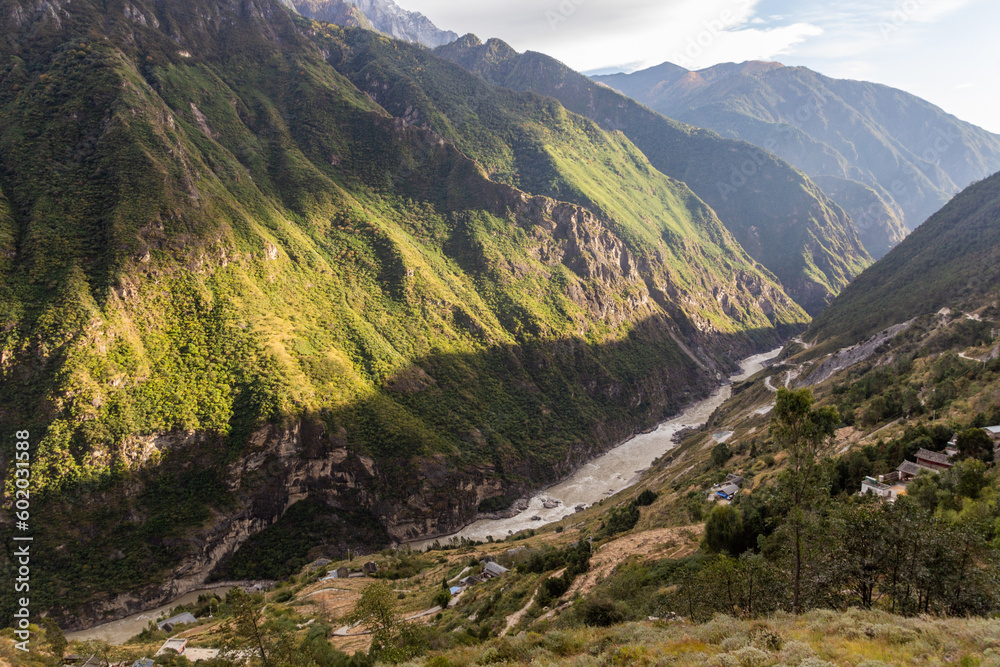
[{"x1": 409, "y1": 347, "x2": 781, "y2": 548}]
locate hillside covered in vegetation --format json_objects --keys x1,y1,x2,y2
[
  {"x1": 598, "y1": 61, "x2": 1000, "y2": 257},
  {"x1": 434, "y1": 36, "x2": 871, "y2": 316},
  {"x1": 809, "y1": 170, "x2": 1000, "y2": 346},
  {"x1": 0, "y1": 0, "x2": 813, "y2": 626}
]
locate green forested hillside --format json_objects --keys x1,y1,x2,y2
[
  {"x1": 598, "y1": 61, "x2": 1000, "y2": 255},
  {"x1": 435, "y1": 36, "x2": 871, "y2": 315},
  {"x1": 0, "y1": 0, "x2": 805, "y2": 622},
  {"x1": 809, "y1": 170, "x2": 1000, "y2": 346}
]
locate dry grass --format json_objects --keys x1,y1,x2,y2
[
  {"x1": 569, "y1": 525, "x2": 704, "y2": 599},
  {"x1": 408, "y1": 608, "x2": 1000, "y2": 666}
]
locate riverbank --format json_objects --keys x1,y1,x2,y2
[
  {"x1": 63, "y1": 581, "x2": 272, "y2": 645},
  {"x1": 407, "y1": 347, "x2": 781, "y2": 549}
]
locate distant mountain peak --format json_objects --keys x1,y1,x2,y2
[
  {"x1": 284, "y1": 0, "x2": 458, "y2": 47},
  {"x1": 596, "y1": 60, "x2": 1000, "y2": 259}
]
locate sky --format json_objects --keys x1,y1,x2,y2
[{"x1": 390, "y1": 0, "x2": 1000, "y2": 133}]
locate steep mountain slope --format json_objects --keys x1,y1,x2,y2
[
  {"x1": 0, "y1": 0, "x2": 804, "y2": 624},
  {"x1": 436, "y1": 36, "x2": 871, "y2": 315},
  {"x1": 809, "y1": 170, "x2": 1000, "y2": 346},
  {"x1": 279, "y1": 0, "x2": 374, "y2": 31},
  {"x1": 597, "y1": 61, "x2": 1000, "y2": 257},
  {"x1": 282, "y1": 0, "x2": 457, "y2": 47}
]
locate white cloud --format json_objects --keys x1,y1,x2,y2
[{"x1": 391, "y1": 0, "x2": 1000, "y2": 133}]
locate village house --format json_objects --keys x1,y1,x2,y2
[
  {"x1": 155, "y1": 638, "x2": 188, "y2": 657},
  {"x1": 861, "y1": 446, "x2": 961, "y2": 501},
  {"x1": 707, "y1": 473, "x2": 745, "y2": 501},
  {"x1": 915, "y1": 448, "x2": 954, "y2": 470},
  {"x1": 481, "y1": 561, "x2": 510, "y2": 580},
  {"x1": 157, "y1": 612, "x2": 197, "y2": 633}
]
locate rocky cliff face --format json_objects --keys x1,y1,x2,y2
[
  {"x1": 0, "y1": 0, "x2": 808, "y2": 629},
  {"x1": 283, "y1": 0, "x2": 458, "y2": 47}
]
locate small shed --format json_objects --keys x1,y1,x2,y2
[
  {"x1": 156, "y1": 638, "x2": 188, "y2": 656},
  {"x1": 157, "y1": 612, "x2": 197, "y2": 632},
  {"x1": 449, "y1": 586, "x2": 463, "y2": 595},
  {"x1": 363, "y1": 561, "x2": 379, "y2": 575},
  {"x1": 860, "y1": 477, "x2": 893, "y2": 500},
  {"x1": 459, "y1": 575, "x2": 481, "y2": 587},
  {"x1": 336, "y1": 567, "x2": 349, "y2": 579},
  {"x1": 481, "y1": 561, "x2": 509, "y2": 579},
  {"x1": 725, "y1": 474, "x2": 746, "y2": 487},
  {"x1": 132, "y1": 659, "x2": 155, "y2": 667},
  {"x1": 984, "y1": 426, "x2": 1000, "y2": 442},
  {"x1": 716, "y1": 483, "x2": 740, "y2": 500}
]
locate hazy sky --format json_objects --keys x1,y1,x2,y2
[{"x1": 392, "y1": 0, "x2": 1000, "y2": 133}]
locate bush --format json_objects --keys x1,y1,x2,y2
[
  {"x1": 433, "y1": 589, "x2": 452, "y2": 609},
  {"x1": 704, "y1": 504, "x2": 744, "y2": 555},
  {"x1": 601, "y1": 504, "x2": 640, "y2": 537},
  {"x1": 712, "y1": 443, "x2": 733, "y2": 467},
  {"x1": 634, "y1": 489, "x2": 658, "y2": 506},
  {"x1": 581, "y1": 597, "x2": 625, "y2": 627}
]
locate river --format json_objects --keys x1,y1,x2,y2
[
  {"x1": 409, "y1": 347, "x2": 781, "y2": 549},
  {"x1": 64, "y1": 585, "x2": 241, "y2": 645},
  {"x1": 63, "y1": 348, "x2": 778, "y2": 643}
]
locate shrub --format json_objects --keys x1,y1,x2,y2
[
  {"x1": 580, "y1": 597, "x2": 625, "y2": 627},
  {"x1": 712, "y1": 443, "x2": 733, "y2": 467},
  {"x1": 704, "y1": 505, "x2": 744, "y2": 554},
  {"x1": 601, "y1": 504, "x2": 640, "y2": 537},
  {"x1": 433, "y1": 589, "x2": 452, "y2": 609},
  {"x1": 425, "y1": 657, "x2": 453, "y2": 667},
  {"x1": 634, "y1": 489, "x2": 659, "y2": 506},
  {"x1": 733, "y1": 646, "x2": 771, "y2": 667}
]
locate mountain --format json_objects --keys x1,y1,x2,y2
[
  {"x1": 435, "y1": 36, "x2": 871, "y2": 315},
  {"x1": 809, "y1": 170, "x2": 1000, "y2": 346},
  {"x1": 596, "y1": 61, "x2": 1000, "y2": 258},
  {"x1": 282, "y1": 0, "x2": 458, "y2": 47},
  {"x1": 0, "y1": 0, "x2": 805, "y2": 624},
  {"x1": 279, "y1": 0, "x2": 374, "y2": 31}
]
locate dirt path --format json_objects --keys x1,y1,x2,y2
[
  {"x1": 501, "y1": 590, "x2": 538, "y2": 637},
  {"x1": 567, "y1": 525, "x2": 704, "y2": 599}
]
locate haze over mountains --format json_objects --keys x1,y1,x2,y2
[{"x1": 597, "y1": 62, "x2": 1000, "y2": 258}]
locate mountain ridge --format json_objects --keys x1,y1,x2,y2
[
  {"x1": 281, "y1": 0, "x2": 458, "y2": 47},
  {"x1": 596, "y1": 60, "x2": 1000, "y2": 258},
  {"x1": 808, "y1": 169, "x2": 1000, "y2": 347},
  {"x1": 0, "y1": 0, "x2": 804, "y2": 624},
  {"x1": 435, "y1": 35, "x2": 872, "y2": 315}
]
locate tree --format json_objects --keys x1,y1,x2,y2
[
  {"x1": 222, "y1": 588, "x2": 271, "y2": 666},
  {"x1": 704, "y1": 504, "x2": 744, "y2": 555},
  {"x1": 956, "y1": 428, "x2": 994, "y2": 463},
  {"x1": 348, "y1": 580, "x2": 408, "y2": 662},
  {"x1": 711, "y1": 442, "x2": 733, "y2": 467},
  {"x1": 42, "y1": 617, "x2": 67, "y2": 660},
  {"x1": 828, "y1": 501, "x2": 892, "y2": 609},
  {"x1": 770, "y1": 388, "x2": 838, "y2": 613}
]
